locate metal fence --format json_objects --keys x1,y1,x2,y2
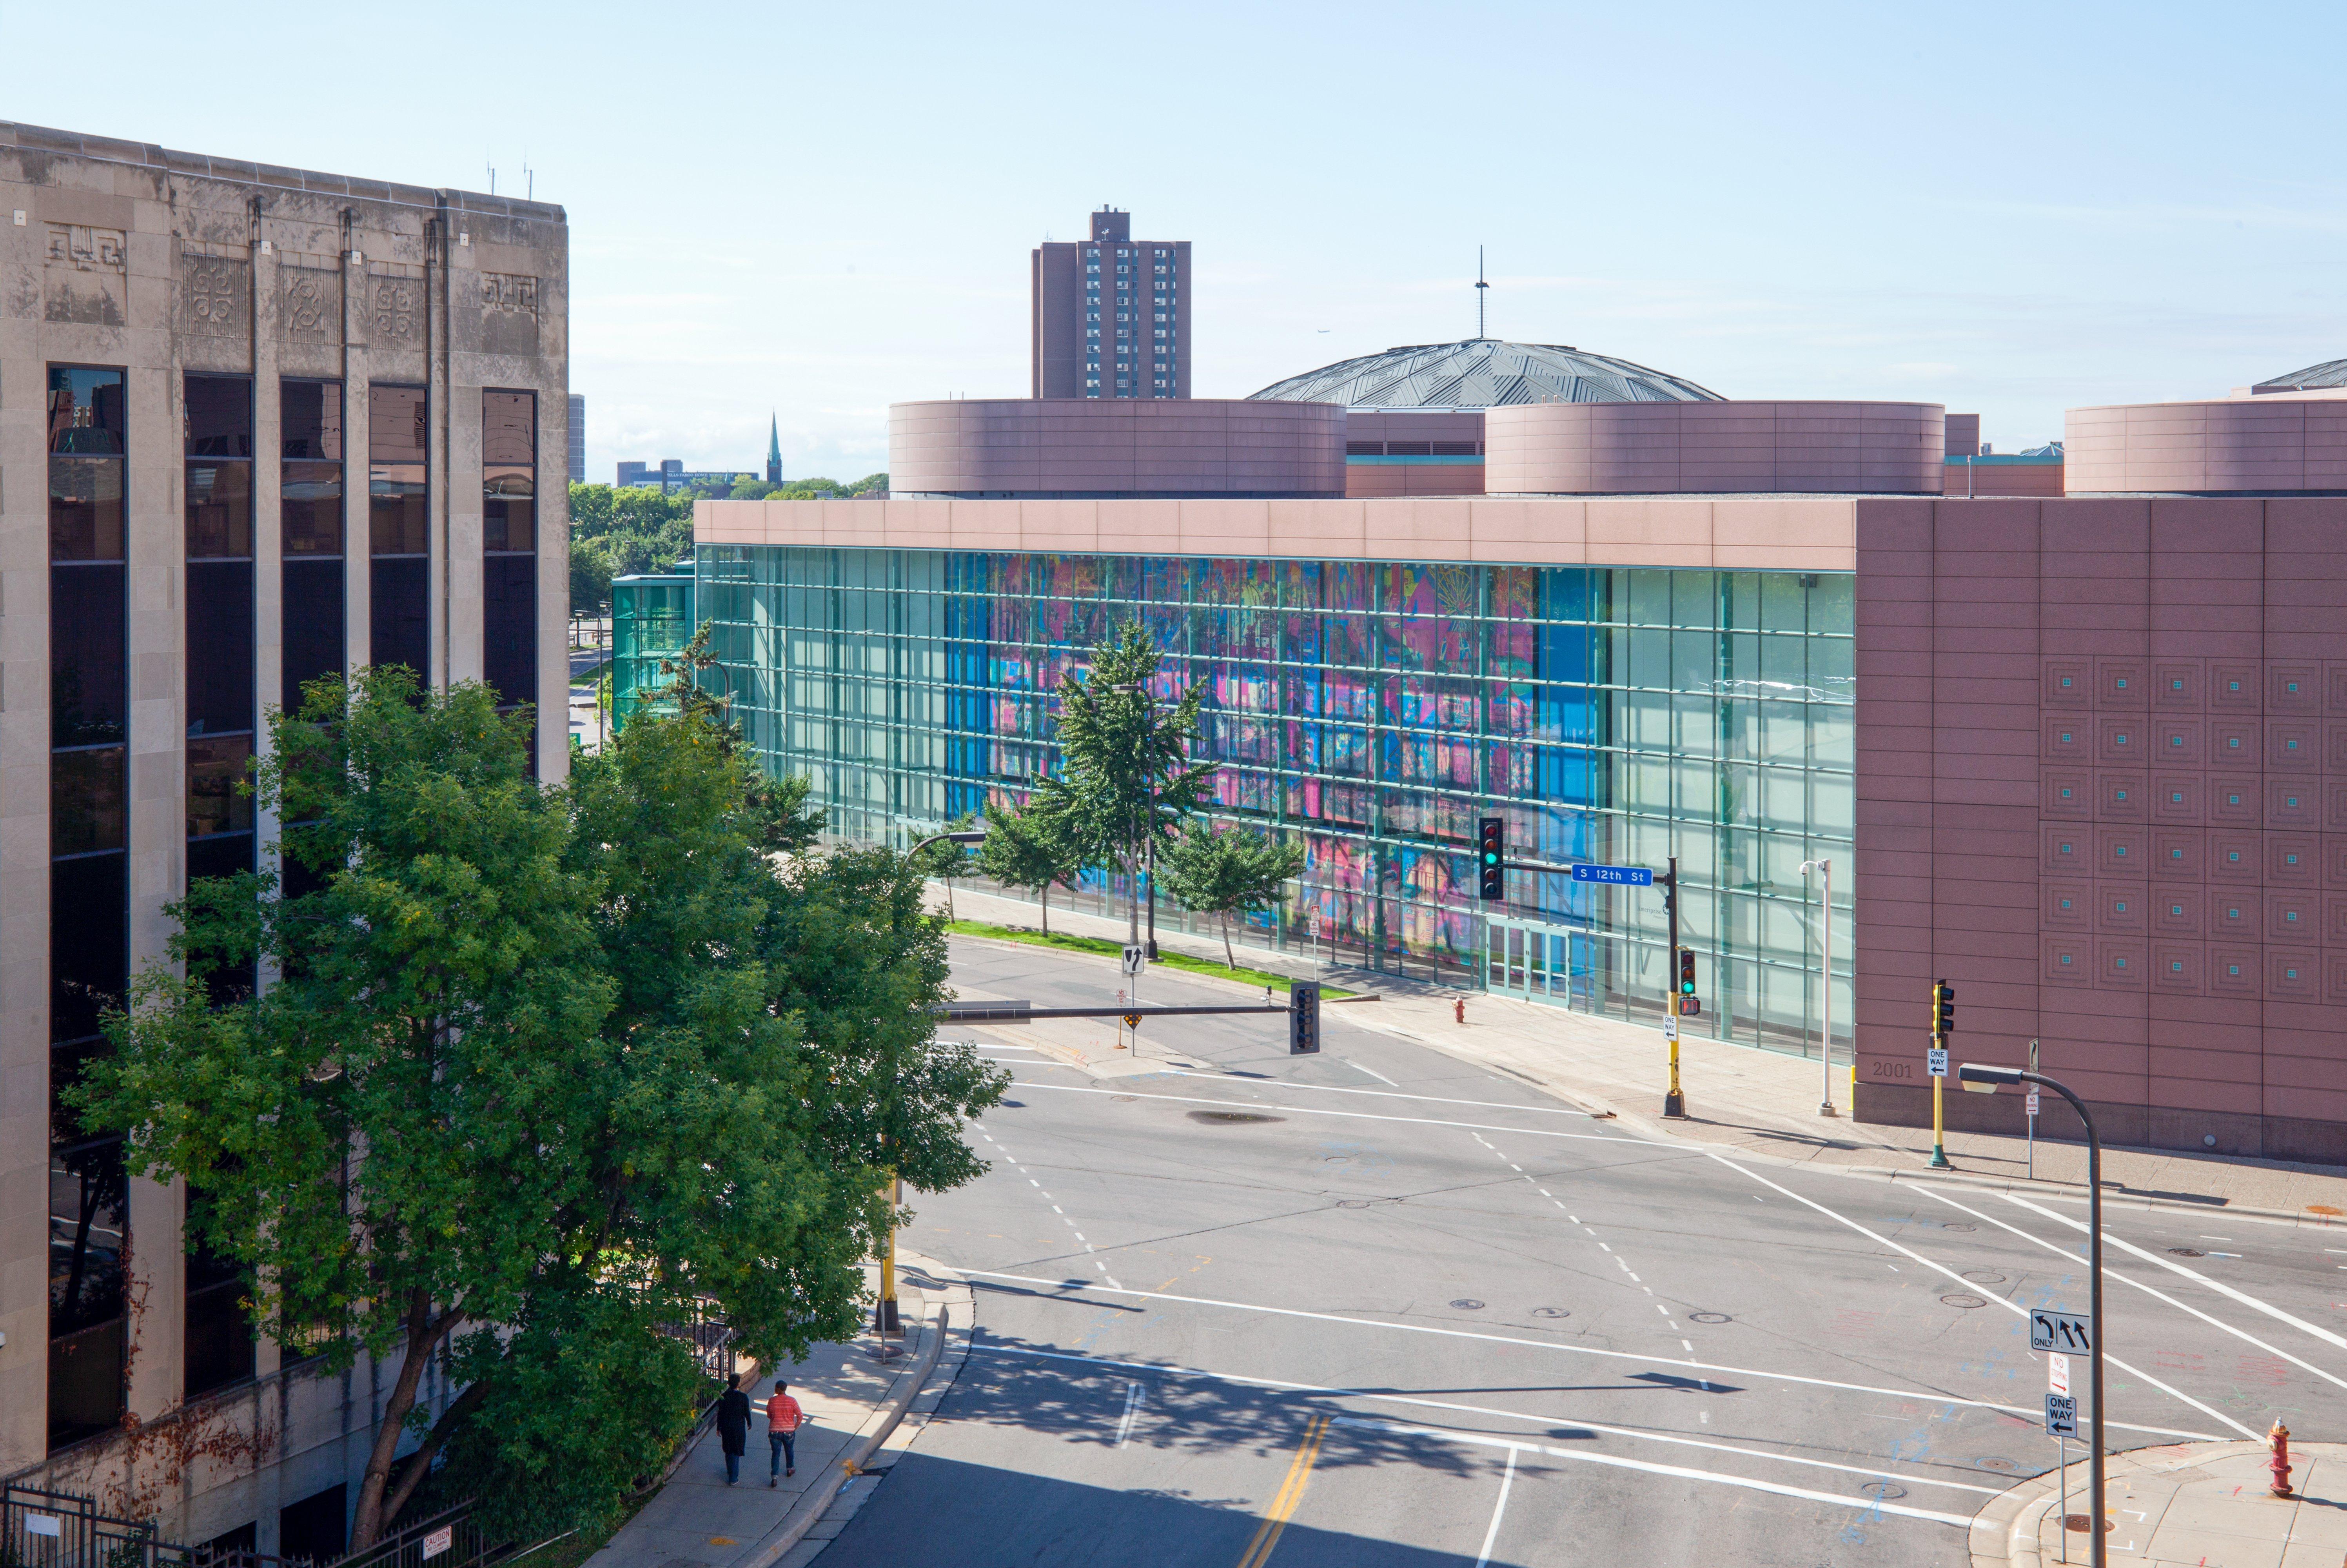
[{"x1": 3, "y1": 1485, "x2": 195, "y2": 1568}]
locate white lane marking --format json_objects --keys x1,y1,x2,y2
[
  {"x1": 1007, "y1": 1079, "x2": 1669, "y2": 1148},
  {"x1": 1997, "y1": 1192, "x2": 2347, "y2": 1357},
  {"x1": 973, "y1": 1342, "x2": 2004, "y2": 1495},
  {"x1": 1115, "y1": 1380, "x2": 1145, "y2": 1448},
  {"x1": 1332, "y1": 1416, "x2": 1970, "y2": 1528},
  {"x1": 1472, "y1": 1444, "x2": 1517, "y2": 1568},
  {"x1": 1164, "y1": 1069, "x2": 1593, "y2": 1118},
  {"x1": 989, "y1": 1138, "x2": 1123, "y2": 1290},
  {"x1": 1341, "y1": 1058, "x2": 1398, "y2": 1086},
  {"x1": 1691, "y1": 1152, "x2": 2258, "y2": 1440},
  {"x1": 962, "y1": 1270, "x2": 2214, "y2": 1439},
  {"x1": 1916, "y1": 1187, "x2": 2347, "y2": 1394}
]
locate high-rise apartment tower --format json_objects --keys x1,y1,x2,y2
[{"x1": 1031, "y1": 208, "x2": 1190, "y2": 400}]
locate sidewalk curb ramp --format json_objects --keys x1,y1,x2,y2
[{"x1": 1966, "y1": 1440, "x2": 2347, "y2": 1566}]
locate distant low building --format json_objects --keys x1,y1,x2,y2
[{"x1": 615, "y1": 458, "x2": 747, "y2": 493}]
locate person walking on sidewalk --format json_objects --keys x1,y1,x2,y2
[
  {"x1": 767, "y1": 1380, "x2": 803, "y2": 1486},
  {"x1": 717, "y1": 1373, "x2": 752, "y2": 1485}
]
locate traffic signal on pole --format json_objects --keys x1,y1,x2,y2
[
  {"x1": 1289, "y1": 980, "x2": 1321, "y2": 1054},
  {"x1": 1477, "y1": 817, "x2": 1505, "y2": 901},
  {"x1": 1932, "y1": 980, "x2": 1955, "y2": 1038},
  {"x1": 1678, "y1": 948, "x2": 1697, "y2": 998}
]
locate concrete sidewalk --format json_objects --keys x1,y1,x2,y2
[
  {"x1": 1970, "y1": 1440, "x2": 2347, "y2": 1566},
  {"x1": 937, "y1": 884, "x2": 2347, "y2": 1227},
  {"x1": 584, "y1": 1253, "x2": 962, "y2": 1568}
]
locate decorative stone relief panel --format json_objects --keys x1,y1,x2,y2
[
  {"x1": 45, "y1": 222, "x2": 128, "y2": 325},
  {"x1": 181, "y1": 252, "x2": 251, "y2": 337},
  {"x1": 280, "y1": 260, "x2": 342, "y2": 343},
  {"x1": 368, "y1": 263, "x2": 425, "y2": 348},
  {"x1": 480, "y1": 271, "x2": 539, "y2": 356}
]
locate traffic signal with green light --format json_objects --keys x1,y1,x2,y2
[{"x1": 1478, "y1": 817, "x2": 1504, "y2": 901}]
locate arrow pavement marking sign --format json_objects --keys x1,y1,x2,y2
[
  {"x1": 2044, "y1": 1392, "x2": 2077, "y2": 1437},
  {"x1": 2047, "y1": 1352, "x2": 2070, "y2": 1397},
  {"x1": 2029, "y1": 1310, "x2": 2093, "y2": 1354}
]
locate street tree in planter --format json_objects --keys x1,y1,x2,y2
[
  {"x1": 977, "y1": 795, "x2": 1084, "y2": 934},
  {"x1": 1157, "y1": 825, "x2": 1309, "y2": 968},
  {"x1": 72, "y1": 666, "x2": 1003, "y2": 1549},
  {"x1": 1035, "y1": 624, "x2": 1213, "y2": 947}
]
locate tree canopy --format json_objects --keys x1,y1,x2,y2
[
  {"x1": 1157, "y1": 825, "x2": 1308, "y2": 967},
  {"x1": 977, "y1": 796, "x2": 1085, "y2": 935},
  {"x1": 71, "y1": 666, "x2": 999, "y2": 1547}
]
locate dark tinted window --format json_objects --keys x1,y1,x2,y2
[
  {"x1": 281, "y1": 464, "x2": 345, "y2": 555},
  {"x1": 370, "y1": 558, "x2": 429, "y2": 682},
  {"x1": 483, "y1": 390, "x2": 536, "y2": 554},
  {"x1": 50, "y1": 459, "x2": 125, "y2": 561},
  {"x1": 53, "y1": 746, "x2": 127, "y2": 857},
  {"x1": 187, "y1": 734, "x2": 254, "y2": 840},
  {"x1": 185, "y1": 376, "x2": 254, "y2": 458},
  {"x1": 51, "y1": 851, "x2": 127, "y2": 1044},
  {"x1": 281, "y1": 559, "x2": 346, "y2": 714},
  {"x1": 48, "y1": 367, "x2": 125, "y2": 454},
  {"x1": 280, "y1": 380, "x2": 343, "y2": 460},
  {"x1": 187, "y1": 561, "x2": 256, "y2": 737},
  {"x1": 370, "y1": 471, "x2": 427, "y2": 556},
  {"x1": 52, "y1": 565, "x2": 127, "y2": 746},
  {"x1": 187, "y1": 463, "x2": 253, "y2": 559},
  {"x1": 483, "y1": 553, "x2": 537, "y2": 708}
]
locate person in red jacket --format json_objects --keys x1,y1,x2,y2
[{"x1": 767, "y1": 1379, "x2": 804, "y2": 1486}]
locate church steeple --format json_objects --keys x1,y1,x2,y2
[{"x1": 765, "y1": 413, "x2": 782, "y2": 484}]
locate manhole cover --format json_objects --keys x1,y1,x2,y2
[
  {"x1": 1000, "y1": 1100, "x2": 1025, "y2": 1108},
  {"x1": 1188, "y1": 1110, "x2": 1285, "y2": 1124},
  {"x1": 1450, "y1": 1299, "x2": 1486, "y2": 1310},
  {"x1": 1940, "y1": 1293, "x2": 1988, "y2": 1309},
  {"x1": 2064, "y1": 1516, "x2": 2112, "y2": 1534},
  {"x1": 1960, "y1": 1270, "x2": 2008, "y2": 1285},
  {"x1": 1530, "y1": 1307, "x2": 1571, "y2": 1319},
  {"x1": 1975, "y1": 1457, "x2": 2017, "y2": 1472},
  {"x1": 1859, "y1": 1481, "x2": 1908, "y2": 1500},
  {"x1": 2168, "y1": 1247, "x2": 2205, "y2": 1257},
  {"x1": 1941, "y1": 1222, "x2": 1976, "y2": 1232},
  {"x1": 1689, "y1": 1312, "x2": 1732, "y2": 1324},
  {"x1": 1112, "y1": 1095, "x2": 1138, "y2": 1103}
]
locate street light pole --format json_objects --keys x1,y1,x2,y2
[
  {"x1": 1961, "y1": 1062, "x2": 2105, "y2": 1568},
  {"x1": 1661, "y1": 855, "x2": 1684, "y2": 1118},
  {"x1": 1800, "y1": 857, "x2": 1835, "y2": 1116}
]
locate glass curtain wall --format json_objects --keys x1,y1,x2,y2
[
  {"x1": 280, "y1": 379, "x2": 345, "y2": 712},
  {"x1": 610, "y1": 572, "x2": 694, "y2": 729},
  {"x1": 368, "y1": 385, "x2": 430, "y2": 683},
  {"x1": 702, "y1": 547, "x2": 1855, "y2": 1055},
  {"x1": 49, "y1": 365, "x2": 130, "y2": 1448},
  {"x1": 182, "y1": 373, "x2": 259, "y2": 1397}
]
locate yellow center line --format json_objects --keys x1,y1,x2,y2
[{"x1": 1234, "y1": 1414, "x2": 1331, "y2": 1568}]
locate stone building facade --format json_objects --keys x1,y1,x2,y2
[{"x1": 0, "y1": 121, "x2": 569, "y2": 1555}]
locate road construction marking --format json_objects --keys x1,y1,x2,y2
[
  {"x1": 1917, "y1": 1186, "x2": 2347, "y2": 1395},
  {"x1": 963, "y1": 1271, "x2": 2216, "y2": 1440},
  {"x1": 1997, "y1": 1192, "x2": 2347, "y2": 1358},
  {"x1": 973, "y1": 1341, "x2": 2004, "y2": 1497},
  {"x1": 1471, "y1": 1445, "x2": 1517, "y2": 1568},
  {"x1": 1235, "y1": 1414, "x2": 1328, "y2": 1568},
  {"x1": 1690, "y1": 1152, "x2": 2257, "y2": 1439}
]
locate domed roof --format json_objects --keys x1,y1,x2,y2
[
  {"x1": 2254, "y1": 358, "x2": 2347, "y2": 393},
  {"x1": 1249, "y1": 338, "x2": 1723, "y2": 410}
]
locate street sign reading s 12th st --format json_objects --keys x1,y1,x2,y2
[{"x1": 1571, "y1": 864, "x2": 1654, "y2": 887}]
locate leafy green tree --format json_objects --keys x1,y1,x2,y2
[
  {"x1": 911, "y1": 810, "x2": 979, "y2": 921},
  {"x1": 652, "y1": 620, "x2": 826, "y2": 854},
  {"x1": 977, "y1": 796, "x2": 1084, "y2": 935},
  {"x1": 72, "y1": 667, "x2": 998, "y2": 1548},
  {"x1": 570, "y1": 536, "x2": 615, "y2": 618},
  {"x1": 1158, "y1": 826, "x2": 1309, "y2": 968},
  {"x1": 1035, "y1": 623, "x2": 1213, "y2": 946}
]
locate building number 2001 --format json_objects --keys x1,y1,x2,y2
[{"x1": 1870, "y1": 1060, "x2": 1914, "y2": 1079}]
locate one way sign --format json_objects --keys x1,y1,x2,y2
[{"x1": 2029, "y1": 1309, "x2": 2093, "y2": 1354}]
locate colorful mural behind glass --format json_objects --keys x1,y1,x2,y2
[{"x1": 699, "y1": 547, "x2": 1853, "y2": 1057}]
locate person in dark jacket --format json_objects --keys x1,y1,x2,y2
[{"x1": 716, "y1": 1373, "x2": 753, "y2": 1484}]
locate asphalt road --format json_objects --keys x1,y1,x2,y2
[{"x1": 820, "y1": 937, "x2": 2347, "y2": 1568}]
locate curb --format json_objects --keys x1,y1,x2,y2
[
  {"x1": 735, "y1": 1256, "x2": 962, "y2": 1568},
  {"x1": 1966, "y1": 1441, "x2": 2284, "y2": 1567}
]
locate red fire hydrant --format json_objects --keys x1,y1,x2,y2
[
  {"x1": 2269, "y1": 1420, "x2": 2294, "y2": 1497},
  {"x1": 1455, "y1": 998, "x2": 1467, "y2": 1026}
]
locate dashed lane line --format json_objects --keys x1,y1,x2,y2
[{"x1": 973, "y1": 1127, "x2": 1123, "y2": 1290}]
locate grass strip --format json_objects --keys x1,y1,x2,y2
[{"x1": 943, "y1": 919, "x2": 1351, "y2": 998}]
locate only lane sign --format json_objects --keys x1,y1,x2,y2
[{"x1": 2029, "y1": 1309, "x2": 2093, "y2": 1354}]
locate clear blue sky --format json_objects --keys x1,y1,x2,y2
[{"x1": 9, "y1": 0, "x2": 2340, "y2": 481}]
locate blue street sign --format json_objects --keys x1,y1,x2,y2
[{"x1": 1571, "y1": 864, "x2": 1655, "y2": 887}]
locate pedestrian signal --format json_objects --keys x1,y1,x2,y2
[
  {"x1": 1477, "y1": 818, "x2": 1505, "y2": 901},
  {"x1": 1289, "y1": 981, "x2": 1321, "y2": 1054}
]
